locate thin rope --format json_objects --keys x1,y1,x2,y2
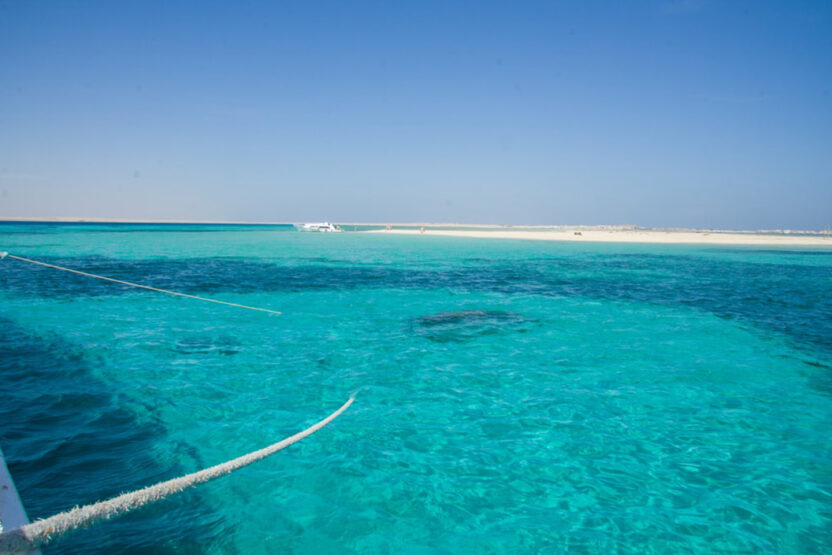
[
  {"x1": 0, "y1": 396, "x2": 354, "y2": 553},
  {"x1": 1, "y1": 253, "x2": 281, "y2": 316}
]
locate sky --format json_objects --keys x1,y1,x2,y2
[{"x1": 0, "y1": 1, "x2": 830, "y2": 229}]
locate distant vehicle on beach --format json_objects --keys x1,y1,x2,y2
[{"x1": 295, "y1": 222, "x2": 342, "y2": 232}]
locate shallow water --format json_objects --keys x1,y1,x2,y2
[{"x1": 1, "y1": 223, "x2": 831, "y2": 553}]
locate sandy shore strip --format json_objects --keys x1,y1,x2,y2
[
  {"x1": 3, "y1": 218, "x2": 830, "y2": 247},
  {"x1": 367, "y1": 228, "x2": 832, "y2": 247}
]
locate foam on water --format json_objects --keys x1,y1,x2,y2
[{"x1": 1, "y1": 224, "x2": 831, "y2": 552}]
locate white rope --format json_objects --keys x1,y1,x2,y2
[
  {"x1": 2, "y1": 253, "x2": 282, "y2": 316},
  {"x1": 0, "y1": 396, "x2": 354, "y2": 553}
]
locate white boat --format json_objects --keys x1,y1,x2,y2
[{"x1": 295, "y1": 222, "x2": 342, "y2": 233}]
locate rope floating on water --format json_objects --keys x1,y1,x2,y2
[
  {"x1": 0, "y1": 396, "x2": 354, "y2": 553},
  {"x1": 1, "y1": 253, "x2": 282, "y2": 315}
]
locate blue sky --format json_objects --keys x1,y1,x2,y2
[{"x1": 1, "y1": 1, "x2": 830, "y2": 228}]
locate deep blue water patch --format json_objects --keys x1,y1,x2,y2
[
  {"x1": 412, "y1": 310, "x2": 537, "y2": 343},
  {"x1": 0, "y1": 318, "x2": 221, "y2": 553},
  {"x1": 3, "y1": 253, "x2": 830, "y2": 355}
]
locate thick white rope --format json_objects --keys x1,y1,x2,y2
[
  {"x1": 0, "y1": 396, "x2": 353, "y2": 553},
  {"x1": 1, "y1": 253, "x2": 281, "y2": 315}
]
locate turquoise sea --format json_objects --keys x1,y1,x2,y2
[{"x1": 1, "y1": 223, "x2": 831, "y2": 553}]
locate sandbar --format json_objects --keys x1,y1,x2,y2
[{"x1": 367, "y1": 228, "x2": 832, "y2": 247}]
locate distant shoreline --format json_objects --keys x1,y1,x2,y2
[
  {"x1": 1, "y1": 216, "x2": 829, "y2": 233},
  {"x1": 367, "y1": 228, "x2": 832, "y2": 246},
  {"x1": 2, "y1": 217, "x2": 831, "y2": 246}
]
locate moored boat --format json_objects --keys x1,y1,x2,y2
[{"x1": 295, "y1": 222, "x2": 342, "y2": 232}]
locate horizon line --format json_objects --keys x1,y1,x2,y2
[{"x1": 1, "y1": 217, "x2": 829, "y2": 235}]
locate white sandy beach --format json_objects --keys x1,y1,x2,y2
[
  {"x1": 368, "y1": 228, "x2": 832, "y2": 247},
  {"x1": 3, "y1": 218, "x2": 830, "y2": 246}
]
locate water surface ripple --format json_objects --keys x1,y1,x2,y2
[{"x1": 1, "y1": 225, "x2": 830, "y2": 553}]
